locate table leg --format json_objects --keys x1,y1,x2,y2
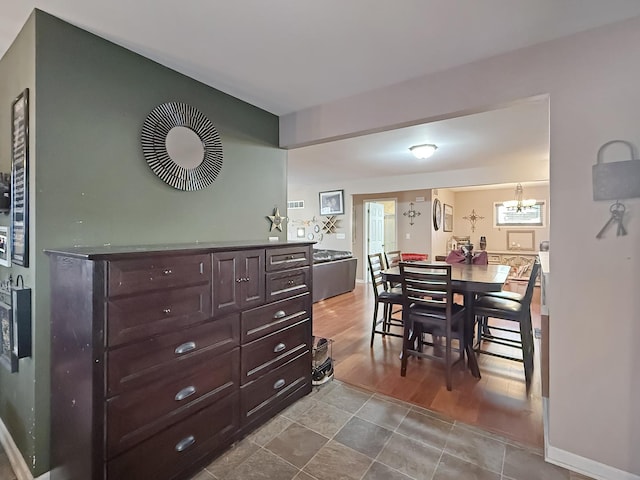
[{"x1": 463, "y1": 291, "x2": 481, "y2": 379}]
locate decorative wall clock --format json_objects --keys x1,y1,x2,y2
[{"x1": 433, "y1": 198, "x2": 442, "y2": 231}]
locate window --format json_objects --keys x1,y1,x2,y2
[{"x1": 493, "y1": 202, "x2": 545, "y2": 227}]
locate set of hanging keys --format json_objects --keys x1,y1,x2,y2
[{"x1": 596, "y1": 201, "x2": 627, "y2": 238}]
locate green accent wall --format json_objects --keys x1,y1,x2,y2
[
  {"x1": 0, "y1": 11, "x2": 37, "y2": 474},
  {"x1": 0, "y1": 9, "x2": 288, "y2": 475}
]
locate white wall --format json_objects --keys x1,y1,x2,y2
[
  {"x1": 283, "y1": 16, "x2": 640, "y2": 479},
  {"x1": 451, "y1": 185, "x2": 550, "y2": 254}
]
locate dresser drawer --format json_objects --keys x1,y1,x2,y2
[
  {"x1": 266, "y1": 246, "x2": 310, "y2": 272},
  {"x1": 241, "y1": 320, "x2": 310, "y2": 385},
  {"x1": 266, "y1": 267, "x2": 310, "y2": 302},
  {"x1": 107, "y1": 391, "x2": 239, "y2": 480},
  {"x1": 107, "y1": 314, "x2": 239, "y2": 396},
  {"x1": 107, "y1": 284, "x2": 211, "y2": 347},
  {"x1": 240, "y1": 351, "x2": 311, "y2": 427},
  {"x1": 241, "y1": 293, "x2": 310, "y2": 344},
  {"x1": 107, "y1": 348, "x2": 239, "y2": 458},
  {"x1": 108, "y1": 254, "x2": 210, "y2": 297}
]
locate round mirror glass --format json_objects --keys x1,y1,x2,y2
[{"x1": 165, "y1": 126, "x2": 205, "y2": 169}]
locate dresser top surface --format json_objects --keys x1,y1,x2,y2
[{"x1": 44, "y1": 240, "x2": 314, "y2": 260}]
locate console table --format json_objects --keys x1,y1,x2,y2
[{"x1": 46, "y1": 241, "x2": 313, "y2": 480}]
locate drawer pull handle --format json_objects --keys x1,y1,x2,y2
[
  {"x1": 236, "y1": 278, "x2": 243, "y2": 283},
  {"x1": 274, "y1": 343, "x2": 286, "y2": 353},
  {"x1": 175, "y1": 342, "x2": 196, "y2": 355},
  {"x1": 163, "y1": 307, "x2": 172, "y2": 314},
  {"x1": 163, "y1": 269, "x2": 173, "y2": 275},
  {"x1": 273, "y1": 379, "x2": 286, "y2": 390},
  {"x1": 175, "y1": 386, "x2": 197, "y2": 401},
  {"x1": 287, "y1": 280, "x2": 295, "y2": 286},
  {"x1": 175, "y1": 435, "x2": 195, "y2": 452},
  {"x1": 273, "y1": 310, "x2": 286, "y2": 319}
]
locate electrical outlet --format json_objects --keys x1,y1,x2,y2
[{"x1": 405, "y1": 233, "x2": 411, "y2": 240}]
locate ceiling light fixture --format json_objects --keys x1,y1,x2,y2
[
  {"x1": 503, "y1": 183, "x2": 537, "y2": 212},
  {"x1": 409, "y1": 144, "x2": 437, "y2": 159}
]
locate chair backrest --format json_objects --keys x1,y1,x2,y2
[
  {"x1": 384, "y1": 250, "x2": 402, "y2": 269},
  {"x1": 367, "y1": 253, "x2": 387, "y2": 299},
  {"x1": 400, "y1": 252, "x2": 428, "y2": 262},
  {"x1": 521, "y1": 258, "x2": 541, "y2": 307},
  {"x1": 399, "y1": 262, "x2": 453, "y2": 319}
]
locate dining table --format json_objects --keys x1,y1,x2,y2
[{"x1": 382, "y1": 262, "x2": 511, "y2": 379}]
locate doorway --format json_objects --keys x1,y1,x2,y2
[{"x1": 364, "y1": 199, "x2": 397, "y2": 281}]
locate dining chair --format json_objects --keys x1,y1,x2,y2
[
  {"x1": 367, "y1": 253, "x2": 403, "y2": 347},
  {"x1": 399, "y1": 262, "x2": 466, "y2": 391},
  {"x1": 400, "y1": 252, "x2": 428, "y2": 261},
  {"x1": 473, "y1": 258, "x2": 540, "y2": 387},
  {"x1": 383, "y1": 250, "x2": 402, "y2": 269}
]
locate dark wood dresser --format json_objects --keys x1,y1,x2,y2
[{"x1": 46, "y1": 241, "x2": 313, "y2": 480}]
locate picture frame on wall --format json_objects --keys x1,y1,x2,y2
[
  {"x1": 443, "y1": 203, "x2": 453, "y2": 232},
  {"x1": 319, "y1": 189, "x2": 344, "y2": 215},
  {"x1": 11, "y1": 89, "x2": 29, "y2": 267},
  {"x1": 0, "y1": 226, "x2": 10, "y2": 267}
]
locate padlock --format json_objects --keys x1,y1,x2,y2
[{"x1": 592, "y1": 140, "x2": 640, "y2": 201}]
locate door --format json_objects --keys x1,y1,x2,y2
[{"x1": 365, "y1": 202, "x2": 385, "y2": 281}]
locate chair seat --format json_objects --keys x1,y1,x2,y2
[
  {"x1": 475, "y1": 296, "x2": 523, "y2": 315},
  {"x1": 379, "y1": 289, "x2": 403, "y2": 302},
  {"x1": 479, "y1": 290, "x2": 524, "y2": 302},
  {"x1": 408, "y1": 302, "x2": 465, "y2": 322}
]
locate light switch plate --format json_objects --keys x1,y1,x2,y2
[{"x1": 336, "y1": 233, "x2": 346, "y2": 239}]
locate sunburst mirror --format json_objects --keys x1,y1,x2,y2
[{"x1": 141, "y1": 102, "x2": 223, "y2": 191}]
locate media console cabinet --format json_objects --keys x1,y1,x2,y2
[{"x1": 46, "y1": 241, "x2": 314, "y2": 480}]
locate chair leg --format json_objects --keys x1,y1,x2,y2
[
  {"x1": 400, "y1": 319, "x2": 410, "y2": 376},
  {"x1": 370, "y1": 302, "x2": 380, "y2": 347},
  {"x1": 520, "y1": 314, "x2": 535, "y2": 387},
  {"x1": 445, "y1": 332, "x2": 452, "y2": 391}
]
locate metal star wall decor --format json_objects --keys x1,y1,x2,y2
[
  {"x1": 267, "y1": 208, "x2": 286, "y2": 232},
  {"x1": 403, "y1": 202, "x2": 422, "y2": 226},
  {"x1": 462, "y1": 209, "x2": 485, "y2": 233}
]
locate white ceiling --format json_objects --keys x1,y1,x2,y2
[
  {"x1": 2, "y1": 1, "x2": 639, "y2": 186},
  {"x1": 286, "y1": 99, "x2": 550, "y2": 186}
]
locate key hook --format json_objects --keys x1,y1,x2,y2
[{"x1": 610, "y1": 201, "x2": 625, "y2": 214}]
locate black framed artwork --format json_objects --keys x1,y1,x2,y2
[
  {"x1": 319, "y1": 190, "x2": 344, "y2": 215},
  {"x1": 433, "y1": 198, "x2": 442, "y2": 230},
  {"x1": 11, "y1": 89, "x2": 29, "y2": 267},
  {"x1": 443, "y1": 203, "x2": 453, "y2": 232}
]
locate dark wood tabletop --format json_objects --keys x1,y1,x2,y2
[{"x1": 382, "y1": 263, "x2": 510, "y2": 292}]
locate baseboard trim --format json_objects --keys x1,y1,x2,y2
[
  {"x1": 544, "y1": 400, "x2": 639, "y2": 480},
  {"x1": 0, "y1": 417, "x2": 32, "y2": 480}
]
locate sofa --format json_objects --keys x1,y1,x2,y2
[{"x1": 312, "y1": 249, "x2": 357, "y2": 302}]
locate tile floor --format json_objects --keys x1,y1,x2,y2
[
  {"x1": 0, "y1": 380, "x2": 592, "y2": 480},
  {"x1": 191, "y1": 380, "x2": 592, "y2": 480}
]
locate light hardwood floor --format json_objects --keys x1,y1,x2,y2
[{"x1": 312, "y1": 280, "x2": 544, "y2": 449}]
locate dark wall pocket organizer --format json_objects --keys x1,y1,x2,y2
[
  {"x1": 593, "y1": 140, "x2": 640, "y2": 201},
  {"x1": 0, "y1": 275, "x2": 32, "y2": 372},
  {"x1": 593, "y1": 140, "x2": 640, "y2": 239}
]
